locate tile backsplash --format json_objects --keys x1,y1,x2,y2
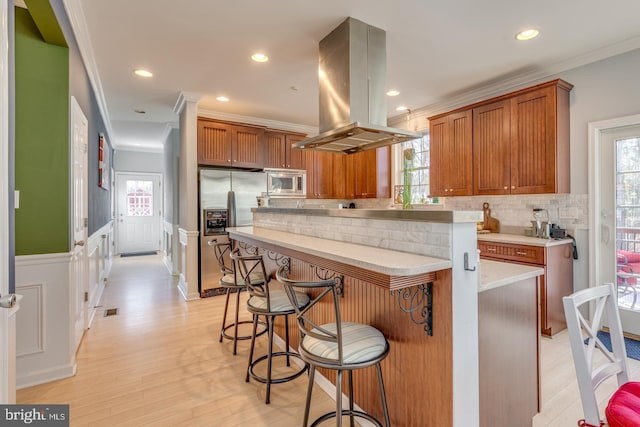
[{"x1": 442, "y1": 194, "x2": 588, "y2": 230}]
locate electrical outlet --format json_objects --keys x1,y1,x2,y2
[{"x1": 14, "y1": 190, "x2": 19, "y2": 209}]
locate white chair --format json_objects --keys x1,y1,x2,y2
[{"x1": 563, "y1": 283, "x2": 640, "y2": 427}]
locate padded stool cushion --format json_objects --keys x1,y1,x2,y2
[
  {"x1": 220, "y1": 272, "x2": 264, "y2": 287},
  {"x1": 605, "y1": 381, "x2": 640, "y2": 427},
  {"x1": 303, "y1": 322, "x2": 387, "y2": 364},
  {"x1": 248, "y1": 290, "x2": 309, "y2": 313}
]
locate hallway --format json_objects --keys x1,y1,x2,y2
[{"x1": 17, "y1": 254, "x2": 335, "y2": 426}]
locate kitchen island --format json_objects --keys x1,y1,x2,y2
[{"x1": 227, "y1": 207, "x2": 543, "y2": 427}]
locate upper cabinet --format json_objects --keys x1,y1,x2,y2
[
  {"x1": 345, "y1": 147, "x2": 391, "y2": 199},
  {"x1": 264, "y1": 131, "x2": 307, "y2": 170},
  {"x1": 430, "y1": 110, "x2": 473, "y2": 197},
  {"x1": 198, "y1": 118, "x2": 264, "y2": 168},
  {"x1": 306, "y1": 151, "x2": 335, "y2": 199},
  {"x1": 429, "y1": 79, "x2": 573, "y2": 197}
]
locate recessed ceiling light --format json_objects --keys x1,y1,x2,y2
[
  {"x1": 216, "y1": 96, "x2": 229, "y2": 102},
  {"x1": 387, "y1": 90, "x2": 400, "y2": 96},
  {"x1": 515, "y1": 28, "x2": 540, "y2": 41},
  {"x1": 133, "y1": 68, "x2": 153, "y2": 78},
  {"x1": 396, "y1": 106, "x2": 409, "y2": 111},
  {"x1": 134, "y1": 109, "x2": 146, "y2": 114},
  {"x1": 251, "y1": 53, "x2": 269, "y2": 63}
]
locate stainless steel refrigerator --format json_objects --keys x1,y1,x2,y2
[{"x1": 199, "y1": 169, "x2": 267, "y2": 296}]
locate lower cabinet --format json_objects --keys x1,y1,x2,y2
[
  {"x1": 478, "y1": 239, "x2": 574, "y2": 336},
  {"x1": 479, "y1": 276, "x2": 539, "y2": 427}
]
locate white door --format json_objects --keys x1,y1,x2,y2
[
  {"x1": 599, "y1": 124, "x2": 640, "y2": 336},
  {"x1": 116, "y1": 173, "x2": 162, "y2": 254},
  {"x1": 70, "y1": 97, "x2": 89, "y2": 351},
  {"x1": 0, "y1": 0, "x2": 15, "y2": 404}
]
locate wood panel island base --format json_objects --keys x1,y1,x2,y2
[{"x1": 226, "y1": 208, "x2": 544, "y2": 427}]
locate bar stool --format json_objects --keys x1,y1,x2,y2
[
  {"x1": 210, "y1": 240, "x2": 265, "y2": 355},
  {"x1": 276, "y1": 266, "x2": 391, "y2": 427},
  {"x1": 231, "y1": 249, "x2": 310, "y2": 404}
]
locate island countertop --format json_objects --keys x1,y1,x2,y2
[
  {"x1": 227, "y1": 226, "x2": 452, "y2": 278},
  {"x1": 479, "y1": 259, "x2": 544, "y2": 292},
  {"x1": 252, "y1": 207, "x2": 483, "y2": 223}
]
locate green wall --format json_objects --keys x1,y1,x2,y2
[{"x1": 15, "y1": 7, "x2": 69, "y2": 255}]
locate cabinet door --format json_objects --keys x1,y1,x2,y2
[
  {"x1": 375, "y1": 146, "x2": 391, "y2": 198},
  {"x1": 265, "y1": 131, "x2": 286, "y2": 168},
  {"x1": 345, "y1": 154, "x2": 356, "y2": 199},
  {"x1": 332, "y1": 153, "x2": 347, "y2": 199},
  {"x1": 198, "y1": 120, "x2": 233, "y2": 166},
  {"x1": 286, "y1": 134, "x2": 307, "y2": 170},
  {"x1": 429, "y1": 116, "x2": 448, "y2": 197},
  {"x1": 473, "y1": 100, "x2": 511, "y2": 195},
  {"x1": 305, "y1": 151, "x2": 333, "y2": 199},
  {"x1": 429, "y1": 111, "x2": 472, "y2": 197},
  {"x1": 232, "y1": 125, "x2": 264, "y2": 168},
  {"x1": 510, "y1": 86, "x2": 556, "y2": 194}
]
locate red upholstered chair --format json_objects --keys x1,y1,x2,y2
[{"x1": 563, "y1": 283, "x2": 640, "y2": 427}]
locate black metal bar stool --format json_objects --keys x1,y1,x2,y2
[
  {"x1": 210, "y1": 240, "x2": 265, "y2": 355},
  {"x1": 231, "y1": 249, "x2": 310, "y2": 404},
  {"x1": 276, "y1": 266, "x2": 391, "y2": 427}
]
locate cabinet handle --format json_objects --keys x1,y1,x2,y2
[
  {"x1": 282, "y1": 164, "x2": 285, "y2": 167},
  {"x1": 227, "y1": 159, "x2": 231, "y2": 163},
  {"x1": 233, "y1": 160, "x2": 237, "y2": 163},
  {"x1": 287, "y1": 164, "x2": 290, "y2": 168},
  {"x1": 511, "y1": 186, "x2": 516, "y2": 190},
  {"x1": 503, "y1": 186, "x2": 508, "y2": 190},
  {"x1": 449, "y1": 188, "x2": 453, "y2": 192},
  {"x1": 516, "y1": 251, "x2": 527, "y2": 256},
  {"x1": 444, "y1": 189, "x2": 449, "y2": 192}
]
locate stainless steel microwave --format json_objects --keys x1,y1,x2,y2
[{"x1": 265, "y1": 168, "x2": 306, "y2": 198}]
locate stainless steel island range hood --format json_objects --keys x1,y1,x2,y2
[{"x1": 293, "y1": 17, "x2": 420, "y2": 154}]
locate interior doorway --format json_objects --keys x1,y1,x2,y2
[
  {"x1": 591, "y1": 115, "x2": 640, "y2": 336},
  {"x1": 115, "y1": 173, "x2": 162, "y2": 255}
]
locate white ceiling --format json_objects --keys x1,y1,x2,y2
[{"x1": 65, "y1": 0, "x2": 640, "y2": 152}]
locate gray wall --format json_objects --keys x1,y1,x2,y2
[
  {"x1": 114, "y1": 150, "x2": 164, "y2": 173},
  {"x1": 163, "y1": 129, "x2": 179, "y2": 224},
  {"x1": 51, "y1": 0, "x2": 112, "y2": 235}
]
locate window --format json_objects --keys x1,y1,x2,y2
[
  {"x1": 395, "y1": 133, "x2": 431, "y2": 204},
  {"x1": 126, "y1": 180, "x2": 154, "y2": 216}
]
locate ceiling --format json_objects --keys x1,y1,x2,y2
[{"x1": 63, "y1": 0, "x2": 640, "y2": 152}]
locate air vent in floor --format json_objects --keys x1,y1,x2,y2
[{"x1": 104, "y1": 308, "x2": 119, "y2": 317}]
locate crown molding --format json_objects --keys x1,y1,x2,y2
[
  {"x1": 173, "y1": 92, "x2": 202, "y2": 115},
  {"x1": 61, "y1": 0, "x2": 115, "y2": 146},
  {"x1": 198, "y1": 108, "x2": 318, "y2": 136},
  {"x1": 389, "y1": 36, "x2": 640, "y2": 126}
]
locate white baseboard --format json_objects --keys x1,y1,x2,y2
[{"x1": 16, "y1": 362, "x2": 77, "y2": 390}]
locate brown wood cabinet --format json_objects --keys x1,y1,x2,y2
[
  {"x1": 197, "y1": 118, "x2": 264, "y2": 168},
  {"x1": 264, "y1": 131, "x2": 307, "y2": 170},
  {"x1": 345, "y1": 147, "x2": 391, "y2": 199},
  {"x1": 306, "y1": 151, "x2": 334, "y2": 199},
  {"x1": 478, "y1": 239, "x2": 574, "y2": 336},
  {"x1": 429, "y1": 79, "x2": 573, "y2": 197},
  {"x1": 429, "y1": 110, "x2": 473, "y2": 197}
]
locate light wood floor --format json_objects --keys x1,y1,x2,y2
[{"x1": 17, "y1": 255, "x2": 640, "y2": 426}]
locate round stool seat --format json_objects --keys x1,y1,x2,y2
[
  {"x1": 302, "y1": 322, "x2": 388, "y2": 366},
  {"x1": 220, "y1": 272, "x2": 264, "y2": 288},
  {"x1": 606, "y1": 381, "x2": 640, "y2": 427},
  {"x1": 247, "y1": 290, "x2": 309, "y2": 314}
]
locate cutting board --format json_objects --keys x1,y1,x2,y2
[{"x1": 482, "y1": 202, "x2": 500, "y2": 233}]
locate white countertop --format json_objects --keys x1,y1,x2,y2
[
  {"x1": 479, "y1": 260, "x2": 544, "y2": 292},
  {"x1": 227, "y1": 226, "x2": 452, "y2": 276},
  {"x1": 477, "y1": 233, "x2": 572, "y2": 247}
]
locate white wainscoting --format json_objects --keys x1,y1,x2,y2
[
  {"x1": 163, "y1": 220, "x2": 179, "y2": 276},
  {"x1": 15, "y1": 222, "x2": 114, "y2": 389},
  {"x1": 87, "y1": 221, "x2": 114, "y2": 327},
  {"x1": 15, "y1": 253, "x2": 75, "y2": 388},
  {"x1": 178, "y1": 228, "x2": 200, "y2": 301}
]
